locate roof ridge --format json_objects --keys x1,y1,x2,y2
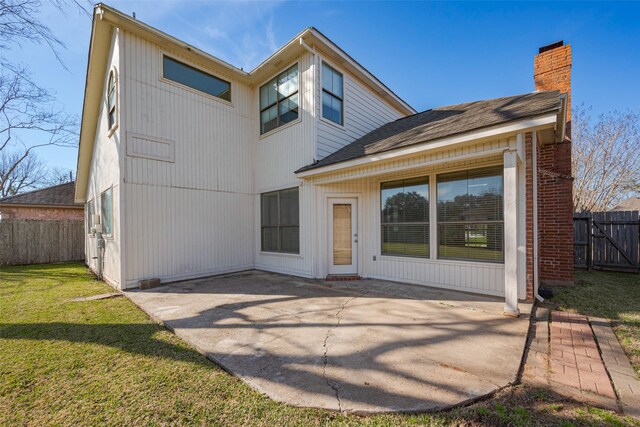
[{"x1": 393, "y1": 90, "x2": 560, "y2": 123}]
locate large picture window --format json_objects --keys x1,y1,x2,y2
[
  {"x1": 437, "y1": 166, "x2": 504, "y2": 262},
  {"x1": 322, "y1": 62, "x2": 343, "y2": 125},
  {"x1": 163, "y1": 55, "x2": 231, "y2": 101},
  {"x1": 259, "y1": 64, "x2": 299, "y2": 134},
  {"x1": 381, "y1": 177, "x2": 429, "y2": 257},
  {"x1": 101, "y1": 188, "x2": 113, "y2": 237},
  {"x1": 261, "y1": 187, "x2": 299, "y2": 253}
]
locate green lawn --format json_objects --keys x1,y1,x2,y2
[
  {"x1": 549, "y1": 270, "x2": 640, "y2": 376},
  {"x1": 1, "y1": 263, "x2": 637, "y2": 426}
]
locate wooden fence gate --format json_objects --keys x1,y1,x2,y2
[{"x1": 574, "y1": 211, "x2": 640, "y2": 272}]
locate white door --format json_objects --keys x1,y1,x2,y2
[{"x1": 328, "y1": 198, "x2": 358, "y2": 275}]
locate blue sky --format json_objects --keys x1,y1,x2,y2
[{"x1": 16, "y1": 1, "x2": 640, "y2": 173}]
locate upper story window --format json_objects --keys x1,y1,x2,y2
[
  {"x1": 107, "y1": 70, "x2": 117, "y2": 132},
  {"x1": 163, "y1": 55, "x2": 231, "y2": 101},
  {"x1": 437, "y1": 166, "x2": 504, "y2": 262},
  {"x1": 322, "y1": 62, "x2": 343, "y2": 125},
  {"x1": 259, "y1": 64, "x2": 299, "y2": 135},
  {"x1": 101, "y1": 188, "x2": 113, "y2": 237}
]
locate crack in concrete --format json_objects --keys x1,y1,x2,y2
[{"x1": 322, "y1": 289, "x2": 370, "y2": 412}]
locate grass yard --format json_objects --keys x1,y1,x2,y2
[
  {"x1": 549, "y1": 270, "x2": 640, "y2": 376},
  {"x1": 1, "y1": 263, "x2": 638, "y2": 426}
]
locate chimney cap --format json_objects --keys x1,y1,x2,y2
[{"x1": 539, "y1": 40, "x2": 564, "y2": 54}]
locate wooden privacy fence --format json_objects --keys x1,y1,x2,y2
[
  {"x1": 574, "y1": 211, "x2": 640, "y2": 272},
  {"x1": 0, "y1": 219, "x2": 85, "y2": 266}
]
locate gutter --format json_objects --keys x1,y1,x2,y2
[{"x1": 296, "y1": 113, "x2": 559, "y2": 178}]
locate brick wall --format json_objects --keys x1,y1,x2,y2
[
  {"x1": 525, "y1": 132, "x2": 535, "y2": 301},
  {"x1": 534, "y1": 42, "x2": 574, "y2": 284},
  {"x1": 0, "y1": 206, "x2": 84, "y2": 221}
]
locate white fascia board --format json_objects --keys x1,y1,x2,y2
[
  {"x1": 98, "y1": 5, "x2": 249, "y2": 79},
  {"x1": 305, "y1": 29, "x2": 416, "y2": 115},
  {"x1": 297, "y1": 113, "x2": 558, "y2": 178}
]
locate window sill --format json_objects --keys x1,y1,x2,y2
[
  {"x1": 377, "y1": 254, "x2": 504, "y2": 267},
  {"x1": 319, "y1": 116, "x2": 346, "y2": 131},
  {"x1": 259, "y1": 118, "x2": 301, "y2": 140},
  {"x1": 260, "y1": 251, "x2": 303, "y2": 259},
  {"x1": 160, "y1": 76, "x2": 234, "y2": 107}
]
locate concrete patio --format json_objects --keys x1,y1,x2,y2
[{"x1": 127, "y1": 270, "x2": 532, "y2": 413}]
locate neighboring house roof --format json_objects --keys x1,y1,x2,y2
[
  {"x1": 0, "y1": 182, "x2": 82, "y2": 208},
  {"x1": 75, "y1": 4, "x2": 416, "y2": 203},
  {"x1": 610, "y1": 197, "x2": 640, "y2": 212},
  {"x1": 296, "y1": 91, "x2": 563, "y2": 174}
]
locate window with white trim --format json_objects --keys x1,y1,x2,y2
[
  {"x1": 163, "y1": 55, "x2": 231, "y2": 101},
  {"x1": 322, "y1": 62, "x2": 343, "y2": 125},
  {"x1": 261, "y1": 187, "x2": 299, "y2": 253},
  {"x1": 100, "y1": 188, "x2": 113, "y2": 236},
  {"x1": 380, "y1": 177, "x2": 429, "y2": 257},
  {"x1": 107, "y1": 70, "x2": 117, "y2": 131},
  {"x1": 437, "y1": 166, "x2": 504, "y2": 262},
  {"x1": 86, "y1": 200, "x2": 95, "y2": 234},
  {"x1": 259, "y1": 64, "x2": 299, "y2": 134}
]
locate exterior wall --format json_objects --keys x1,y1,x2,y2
[
  {"x1": 121, "y1": 31, "x2": 255, "y2": 288},
  {"x1": 315, "y1": 55, "x2": 406, "y2": 160},
  {"x1": 310, "y1": 138, "x2": 526, "y2": 299},
  {"x1": 0, "y1": 206, "x2": 83, "y2": 220},
  {"x1": 524, "y1": 132, "x2": 535, "y2": 301},
  {"x1": 85, "y1": 28, "x2": 122, "y2": 288},
  {"x1": 534, "y1": 43, "x2": 574, "y2": 284},
  {"x1": 253, "y1": 52, "x2": 316, "y2": 277}
]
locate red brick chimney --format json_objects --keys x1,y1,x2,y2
[{"x1": 533, "y1": 41, "x2": 574, "y2": 285}]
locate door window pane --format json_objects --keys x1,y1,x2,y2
[{"x1": 333, "y1": 204, "x2": 352, "y2": 265}]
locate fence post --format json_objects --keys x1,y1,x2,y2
[{"x1": 587, "y1": 214, "x2": 592, "y2": 271}]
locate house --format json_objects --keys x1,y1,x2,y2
[
  {"x1": 610, "y1": 197, "x2": 640, "y2": 212},
  {"x1": 75, "y1": 4, "x2": 573, "y2": 316},
  {"x1": 0, "y1": 181, "x2": 83, "y2": 220}
]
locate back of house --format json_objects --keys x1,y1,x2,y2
[{"x1": 76, "y1": 4, "x2": 573, "y2": 315}]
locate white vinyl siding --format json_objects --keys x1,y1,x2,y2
[
  {"x1": 316, "y1": 57, "x2": 405, "y2": 160},
  {"x1": 84, "y1": 29, "x2": 122, "y2": 288},
  {"x1": 121, "y1": 31, "x2": 255, "y2": 287}
]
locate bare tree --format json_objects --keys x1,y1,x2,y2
[
  {"x1": 0, "y1": 65, "x2": 77, "y2": 196},
  {"x1": 0, "y1": 150, "x2": 47, "y2": 196},
  {"x1": 0, "y1": 0, "x2": 85, "y2": 196},
  {"x1": 43, "y1": 166, "x2": 74, "y2": 186},
  {"x1": 572, "y1": 106, "x2": 640, "y2": 212}
]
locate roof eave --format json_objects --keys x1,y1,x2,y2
[{"x1": 296, "y1": 112, "x2": 560, "y2": 178}]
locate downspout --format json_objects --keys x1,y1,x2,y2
[{"x1": 532, "y1": 131, "x2": 543, "y2": 302}]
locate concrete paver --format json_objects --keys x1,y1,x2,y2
[
  {"x1": 127, "y1": 270, "x2": 532, "y2": 413},
  {"x1": 550, "y1": 312, "x2": 616, "y2": 400},
  {"x1": 591, "y1": 318, "x2": 640, "y2": 418}
]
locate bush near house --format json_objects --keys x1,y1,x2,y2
[{"x1": 1, "y1": 263, "x2": 637, "y2": 426}]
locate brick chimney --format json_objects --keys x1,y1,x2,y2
[
  {"x1": 533, "y1": 41, "x2": 574, "y2": 285},
  {"x1": 534, "y1": 41, "x2": 572, "y2": 128}
]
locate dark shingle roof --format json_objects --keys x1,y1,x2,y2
[
  {"x1": 0, "y1": 182, "x2": 81, "y2": 207},
  {"x1": 297, "y1": 91, "x2": 562, "y2": 173}
]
